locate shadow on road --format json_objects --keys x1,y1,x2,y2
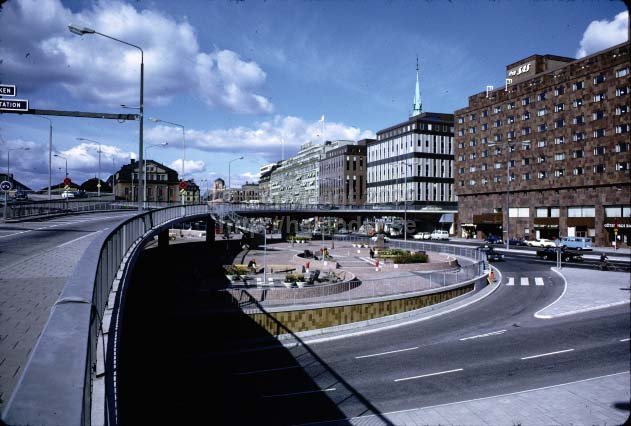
[{"x1": 116, "y1": 240, "x2": 391, "y2": 425}]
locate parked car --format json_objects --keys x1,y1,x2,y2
[
  {"x1": 525, "y1": 238, "x2": 557, "y2": 248},
  {"x1": 536, "y1": 247, "x2": 584, "y2": 262},
  {"x1": 61, "y1": 191, "x2": 75, "y2": 199},
  {"x1": 370, "y1": 234, "x2": 390, "y2": 243},
  {"x1": 430, "y1": 230, "x2": 449, "y2": 240},
  {"x1": 479, "y1": 245, "x2": 505, "y2": 262},
  {"x1": 558, "y1": 236, "x2": 592, "y2": 251},
  {"x1": 484, "y1": 234, "x2": 502, "y2": 244},
  {"x1": 413, "y1": 232, "x2": 431, "y2": 240},
  {"x1": 13, "y1": 190, "x2": 28, "y2": 201},
  {"x1": 508, "y1": 238, "x2": 527, "y2": 246}
]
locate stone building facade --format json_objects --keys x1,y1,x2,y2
[
  {"x1": 113, "y1": 159, "x2": 179, "y2": 202},
  {"x1": 319, "y1": 140, "x2": 371, "y2": 205},
  {"x1": 454, "y1": 42, "x2": 630, "y2": 247}
]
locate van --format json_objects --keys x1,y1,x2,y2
[
  {"x1": 430, "y1": 230, "x2": 449, "y2": 240},
  {"x1": 559, "y1": 236, "x2": 592, "y2": 251}
]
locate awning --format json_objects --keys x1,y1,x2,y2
[{"x1": 439, "y1": 213, "x2": 454, "y2": 223}]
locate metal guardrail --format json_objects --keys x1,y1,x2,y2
[
  {"x1": 0, "y1": 199, "x2": 136, "y2": 220},
  {"x1": 2, "y1": 204, "x2": 211, "y2": 426},
  {"x1": 214, "y1": 202, "x2": 457, "y2": 213}
]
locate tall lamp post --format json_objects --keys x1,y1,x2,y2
[
  {"x1": 35, "y1": 116, "x2": 53, "y2": 199},
  {"x1": 53, "y1": 154, "x2": 68, "y2": 178},
  {"x1": 228, "y1": 156, "x2": 244, "y2": 196},
  {"x1": 76, "y1": 137, "x2": 102, "y2": 196},
  {"x1": 69, "y1": 24, "x2": 144, "y2": 212},
  {"x1": 149, "y1": 117, "x2": 185, "y2": 177},
  {"x1": 144, "y1": 142, "x2": 168, "y2": 203}
]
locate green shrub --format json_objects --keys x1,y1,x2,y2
[
  {"x1": 393, "y1": 253, "x2": 428, "y2": 264},
  {"x1": 377, "y1": 248, "x2": 408, "y2": 258},
  {"x1": 284, "y1": 273, "x2": 304, "y2": 282},
  {"x1": 224, "y1": 265, "x2": 247, "y2": 275}
]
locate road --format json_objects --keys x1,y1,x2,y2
[
  {"x1": 0, "y1": 211, "x2": 136, "y2": 409},
  {"x1": 197, "y1": 255, "x2": 629, "y2": 424}
]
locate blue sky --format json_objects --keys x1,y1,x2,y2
[{"x1": 0, "y1": 0, "x2": 628, "y2": 190}]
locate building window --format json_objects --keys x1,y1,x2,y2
[
  {"x1": 538, "y1": 171, "x2": 546, "y2": 179},
  {"x1": 494, "y1": 147, "x2": 502, "y2": 155},
  {"x1": 507, "y1": 115, "x2": 515, "y2": 124},
  {"x1": 482, "y1": 150, "x2": 489, "y2": 158},
  {"x1": 617, "y1": 162, "x2": 630, "y2": 171},
  {"x1": 537, "y1": 108, "x2": 547, "y2": 117},
  {"x1": 521, "y1": 111, "x2": 530, "y2": 120},
  {"x1": 554, "y1": 103, "x2": 565, "y2": 112},
  {"x1": 554, "y1": 87, "x2": 565, "y2": 96},
  {"x1": 522, "y1": 158, "x2": 530, "y2": 165},
  {"x1": 537, "y1": 92, "x2": 547, "y2": 101},
  {"x1": 469, "y1": 166, "x2": 476, "y2": 172},
  {"x1": 554, "y1": 169, "x2": 565, "y2": 177},
  {"x1": 481, "y1": 164, "x2": 488, "y2": 171},
  {"x1": 507, "y1": 130, "x2": 516, "y2": 139},
  {"x1": 469, "y1": 127, "x2": 477, "y2": 134},
  {"x1": 537, "y1": 207, "x2": 560, "y2": 218},
  {"x1": 593, "y1": 128, "x2": 605, "y2": 138},
  {"x1": 615, "y1": 124, "x2": 630, "y2": 134},
  {"x1": 616, "y1": 105, "x2": 629, "y2": 115},
  {"x1": 482, "y1": 137, "x2": 488, "y2": 144},
  {"x1": 494, "y1": 134, "x2": 502, "y2": 142},
  {"x1": 538, "y1": 124, "x2": 547, "y2": 132},
  {"x1": 469, "y1": 180, "x2": 476, "y2": 186},
  {"x1": 509, "y1": 207, "x2": 530, "y2": 218},
  {"x1": 458, "y1": 117, "x2": 464, "y2": 124},
  {"x1": 616, "y1": 68, "x2": 630, "y2": 78},
  {"x1": 482, "y1": 178, "x2": 488, "y2": 185},
  {"x1": 555, "y1": 119, "x2": 564, "y2": 128},
  {"x1": 568, "y1": 206, "x2": 595, "y2": 217},
  {"x1": 593, "y1": 92, "x2": 606, "y2": 102},
  {"x1": 573, "y1": 115, "x2": 584, "y2": 124},
  {"x1": 494, "y1": 162, "x2": 502, "y2": 169},
  {"x1": 572, "y1": 81, "x2": 584, "y2": 91},
  {"x1": 494, "y1": 106, "x2": 502, "y2": 114},
  {"x1": 615, "y1": 143, "x2": 630, "y2": 152},
  {"x1": 522, "y1": 127, "x2": 531, "y2": 135},
  {"x1": 469, "y1": 113, "x2": 476, "y2": 121},
  {"x1": 537, "y1": 140, "x2": 546, "y2": 148},
  {"x1": 616, "y1": 87, "x2": 629, "y2": 96},
  {"x1": 572, "y1": 98, "x2": 584, "y2": 108},
  {"x1": 494, "y1": 175, "x2": 502, "y2": 183},
  {"x1": 482, "y1": 110, "x2": 488, "y2": 117},
  {"x1": 593, "y1": 74, "x2": 606, "y2": 84},
  {"x1": 594, "y1": 146, "x2": 606, "y2": 155},
  {"x1": 592, "y1": 110, "x2": 605, "y2": 120},
  {"x1": 573, "y1": 167, "x2": 584, "y2": 175},
  {"x1": 573, "y1": 150, "x2": 584, "y2": 158},
  {"x1": 554, "y1": 136, "x2": 565, "y2": 145},
  {"x1": 522, "y1": 97, "x2": 530, "y2": 106},
  {"x1": 554, "y1": 153, "x2": 565, "y2": 161},
  {"x1": 573, "y1": 132, "x2": 585, "y2": 142},
  {"x1": 537, "y1": 155, "x2": 546, "y2": 163},
  {"x1": 507, "y1": 101, "x2": 515, "y2": 110},
  {"x1": 522, "y1": 172, "x2": 531, "y2": 181},
  {"x1": 605, "y1": 205, "x2": 631, "y2": 217},
  {"x1": 593, "y1": 164, "x2": 605, "y2": 174},
  {"x1": 494, "y1": 119, "x2": 502, "y2": 127}
]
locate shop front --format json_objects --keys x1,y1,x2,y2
[
  {"x1": 472, "y1": 213, "x2": 502, "y2": 240},
  {"x1": 533, "y1": 218, "x2": 560, "y2": 240}
]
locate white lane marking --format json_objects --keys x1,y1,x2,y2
[
  {"x1": 316, "y1": 372, "x2": 630, "y2": 425},
  {"x1": 620, "y1": 338, "x2": 630, "y2": 342},
  {"x1": 521, "y1": 348, "x2": 574, "y2": 360},
  {"x1": 394, "y1": 368, "x2": 463, "y2": 382},
  {"x1": 0, "y1": 230, "x2": 30, "y2": 239},
  {"x1": 506, "y1": 277, "x2": 514, "y2": 286},
  {"x1": 235, "y1": 365, "x2": 301, "y2": 375},
  {"x1": 520, "y1": 277, "x2": 529, "y2": 286},
  {"x1": 262, "y1": 388, "x2": 336, "y2": 398},
  {"x1": 534, "y1": 268, "x2": 568, "y2": 319},
  {"x1": 535, "y1": 277, "x2": 544, "y2": 286},
  {"x1": 459, "y1": 330, "x2": 507, "y2": 341},
  {"x1": 355, "y1": 346, "x2": 418, "y2": 359},
  {"x1": 57, "y1": 231, "x2": 101, "y2": 248}
]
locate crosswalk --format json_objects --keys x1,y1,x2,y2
[{"x1": 505, "y1": 276, "x2": 547, "y2": 286}]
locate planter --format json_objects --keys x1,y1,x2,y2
[
  {"x1": 296, "y1": 281, "x2": 306, "y2": 288},
  {"x1": 283, "y1": 281, "x2": 294, "y2": 288}
]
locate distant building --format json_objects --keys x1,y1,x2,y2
[
  {"x1": 222, "y1": 181, "x2": 259, "y2": 203},
  {"x1": 113, "y1": 159, "x2": 179, "y2": 202},
  {"x1": 270, "y1": 140, "x2": 354, "y2": 204},
  {"x1": 319, "y1": 140, "x2": 370, "y2": 205},
  {"x1": 258, "y1": 162, "x2": 281, "y2": 203},
  {"x1": 183, "y1": 179, "x2": 200, "y2": 203},
  {"x1": 454, "y1": 41, "x2": 630, "y2": 246},
  {"x1": 211, "y1": 178, "x2": 225, "y2": 202},
  {"x1": 80, "y1": 178, "x2": 111, "y2": 193}
]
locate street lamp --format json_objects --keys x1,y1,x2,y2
[
  {"x1": 76, "y1": 137, "x2": 102, "y2": 196},
  {"x1": 228, "y1": 156, "x2": 244, "y2": 194},
  {"x1": 488, "y1": 139, "x2": 528, "y2": 250},
  {"x1": 144, "y1": 142, "x2": 168, "y2": 203},
  {"x1": 7, "y1": 147, "x2": 31, "y2": 186},
  {"x1": 69, "y1": 24, "x2": 144, "y2": 212},
  {"x1": 149, "y1": 117, "x2": 185, "y2": 178},
  {"x1": 53, "y1": 154, "x2": 68, "y2": 178},
  {"x1": 34, "y1": 116, "x2": 53, "y2": 200}
]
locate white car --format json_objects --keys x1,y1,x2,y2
[
  {"x1": 430, "y1": 230, "x2": 449, "y2": 240},
  {"x1": 61, "y1": 191, "x2": 75, "y2": 199},
  {"x1": 370, "y1": 234, "x2": 390, "y2": 242},
  {"x1": 413, "y1": 232, "x2": 431, "y2": 240},
  {"x1": 525, "y1": 238, "x2": 557, "y2": 248}
]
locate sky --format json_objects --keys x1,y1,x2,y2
[{"x1": 0, "y1": 0, "x2": 628, "y2": 190}]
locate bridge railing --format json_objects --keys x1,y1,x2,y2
[
  {"x1": 2, "y1": 204, "x2": 211, "y2": 426},
  {"x1": 0, "y1": 199, "x2": 137, "y2": 220}
]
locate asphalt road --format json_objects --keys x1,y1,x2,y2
[
  {"x1": 0, "y1": 211, "x2": 136, "y2": 409},
  {"x1": 209, "y1": 257, "x2": 629, "y2": 423}
]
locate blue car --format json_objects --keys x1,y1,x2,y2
[{"x1": 485, "y1": 235, "x2": 502, "y2": 244}]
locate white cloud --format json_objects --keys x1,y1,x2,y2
[
  {"x1": 59, "y1": 142, "x2": 135, "y2": 171},
  {"x1": 169, "y1": 159, "x2": 206, "y2": 175},
  {"x1": 1, "y1": 0, "x2": 272, "y2": 114},
  {"x1": 576, "y1": 11, "x2": 629, "y2": 58},
  {"x1": 145, "y1": 115, "x2": 375, "y2": 160},
  {"x1": 239, "y1": 172, "x2": 259, "y2": 182}
]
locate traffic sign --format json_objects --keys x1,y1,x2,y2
[
  {"x1": 1, "y1": 180, "x2": 12, "y2": 191},
  {"x1": 0, "y1": 98, "x2": 28, "y2": 112},
  {"x1": 179, "y1": 180, "x2": 187, "y2": 190},
  {"x1": 63, "y1": 177, "x2": 71, "y2": 186},
  {"x1": 0, "y1": 84, "x2": 16, "y2": 97},
  {"x1": 64, "y1": 185, "x2": 70, "y2": 191},
  {"x1": 97, "y1": 183, "x2": 101, "y2": 188},
  {"x1": 179, "y1": 188, "x2": 186, "y2": 195}
]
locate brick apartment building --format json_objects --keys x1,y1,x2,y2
[
  {"x1": 454, "y1": 42, "x2": 630, "y2": 247},
  {"x1": 319, "y1": 140, "x2": 370, "y2": 205}
]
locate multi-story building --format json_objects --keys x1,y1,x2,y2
[
  {"x1": 454, "y1": 41, "x2": 630, "y2": 247},
  {"x1": 259, "y1": 162, "x2": 280, "y2": 203},
  {"x1": 183, "y1": 179, "x2": 200, "y2": 203},
  {"x1": 319, "y1": 140, "x2": 371, "y2": 205},
  {"x1": 210, "y1": 178, "x2": 225, "y2": 202},
  {"x1": 113, "y1": 159, "x2": 180, "y2": 202},
  {"x1": 270, "y1": 140, "x2": 353, "y2": 204},
  {"x1": 222, "y1": 181, "x2": 260, "y2": 203},
  {"x1": 367, "y1": 61, "x2": 456, "y2": 208}
]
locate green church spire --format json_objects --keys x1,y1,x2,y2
[{"x1": 411, "y1": 56, "x2": 423, "y2": 117}]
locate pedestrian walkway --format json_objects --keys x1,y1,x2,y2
[
  {"x1": 535, "y1": 267, "x2": 630, "y2": 318},
  {"x1": 345, "y1": 371, "x2": 630, "y2": 425},
  {"x1": 505, "y1": 276, "x2": 546, "y2": 286}
]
